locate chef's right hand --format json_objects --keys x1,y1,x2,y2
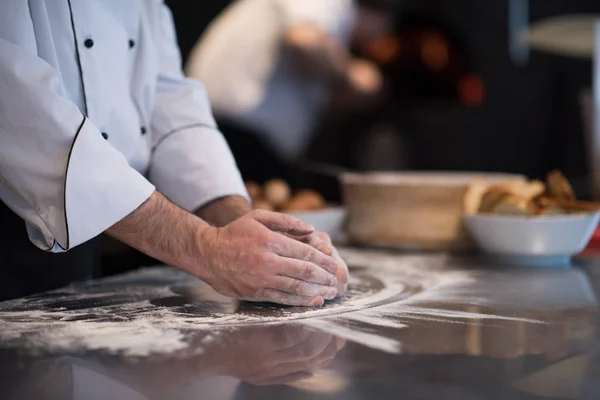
[{"x1": 196, "y1": 210, "x2": 339, "y2": 306}]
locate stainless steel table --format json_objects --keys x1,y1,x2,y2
[{"x1": 1, "y1": 249, "x2": 599, "y2": 399}]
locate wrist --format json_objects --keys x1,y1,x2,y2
[
  {"x1": 195, "y1": 195, "x2": 251, "y2": 227},
  {"x1": 185, "y1": 222, "x2": 218, "y2": 283}
]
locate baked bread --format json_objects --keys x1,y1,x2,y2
[
  {"x1": 546, "y1": 170, "x2": 575, "y2": 201},
  {"x1": 478, "y1": 186, "x2": 513, "y2": 213},
  {"x1": 490, "y1": 194, "x2": 535, "y2": 215},
  {"x1": 463, "y1": 180, "x2": 490, "y2": 214}
]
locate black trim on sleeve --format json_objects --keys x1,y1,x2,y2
[
  {"x1": 67, "y1": 0, "x2": 89, "y2": 116},
  {"x1": 151, "y1": 123, "x2": 218, "y2": 154},
  {"x1": 53, "y1": 116, "x2": 87, "y2": 252},
  {"x1": 40, "y1": 240, "x2": 57, "y2": 253}
]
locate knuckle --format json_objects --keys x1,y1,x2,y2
[
  {"x1": 260, "y1": 254, "x2": 276, "y2": 268},
  {"x1": 246, "y1": 253, "x2": 264, "y2": 269},
  {"x1": 257, "y1": 231, "x2": 273, "y2": 249},
  {"x1": 290, "y1": 281, "x2": 307, "y2": 296},
  {"x1": 284, "y1": 277, "x2": 298, "y2": 292},
  {"x1": 301, "y1": 264, "x2": 317, "y2": 281},
  {"x1": 303, "y1": 246, "x2": 315, "y2": 261}
]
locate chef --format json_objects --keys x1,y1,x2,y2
[
  {"x1": 186, "y1": 0, "x2": 392, "y2": 184},
  {"x1": 0, "y1": 1, "x2": 347, "y2": 305}
]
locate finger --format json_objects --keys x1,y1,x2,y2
[
  {"x1": 335, "y1": 337, "x2": 348, "y2": 351},
  {"x1": 269, "y1": 234, "x2": 338, "y2": 274},
  {"x1": 293, "y1": 331, "x2": 334, "y2": 360},
  {"x1": 274, "y1": 257, "x2": 337, "y2": 287},
  {"x1": 252, "y1": 210, "x2": 314, "y2": 235},
  {"x1": 271, "y1": 276, "x2": 337, "y2": 300},
  {"x1": 314, "y1": 231, "x2": 332, "y2": 244},
  {"x1": 310, "y1": 337, "x2": 341, "y2": 369},
  {"x1": 305, "y1": 233, "x2": 333, "y2": 256},
  {"x1": 284, "y1": 232, "x2": 333, "y2": 256},
  {"x1": 288, "y1": 231, "x2": 334, "y2": 255},
  {"x1": 250, "y1": 289, "x2": 324, "y2": 307},
  {"x1": 274, "y1": 327, "x2": 315, "y2": 352},
  {"x1": 275, "y1": 333, "x2": 334, "y2": 364}
]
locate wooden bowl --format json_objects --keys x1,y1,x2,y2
[{"x1": 341, "y1": 172, "x2": 525, "y2": 250}]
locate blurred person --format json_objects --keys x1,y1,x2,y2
[{"x1": 186, "y1": 0, "x2": 394, "y2": 184}]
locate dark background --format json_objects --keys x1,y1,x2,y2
[{"x1": 166, "y1": 0, "x2": 600, "y2": 198}]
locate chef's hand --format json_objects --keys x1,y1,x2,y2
[
  {"x1": 295, "y1": 232, "x2": 349, "y2": 297},
  {"x1": 196, "y1": 210, "x2": 340, "y2": 306}
]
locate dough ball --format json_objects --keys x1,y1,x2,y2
[
  {"x1": 264, "y1": 179, "x2": 291, "y2": 209},
  {"x1": 285, "y1": 190, "x2": 326, "y2": 212},
  {"x1": 253, "y1": 200, "x2": 274, "y2": 211},
  {"x1": 245, "y1": 181, "x2": 262, "y2": 201}
]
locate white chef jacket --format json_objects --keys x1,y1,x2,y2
[
  {"x1": 0, "y1": 1, "x2": 247, "y2": 252},
  {"x1": 186, "y1": 0, "x2": 356, "y2": 160}
]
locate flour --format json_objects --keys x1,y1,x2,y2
[
  {"x1": 302, "y1": 319, "x2": 403, "y2": 354},
  {"x1": 31, "y1": 324, "x2": 187, "y2": 357},
  {"x1": 385, "y1": 306, "x2": 543, "y2": 323},
  {"x1": 0, "y1": 249, "x2": 553, "y2": 357},
  {"x1": 345, "y1": 313, "x2": 408, "y2": 329}
]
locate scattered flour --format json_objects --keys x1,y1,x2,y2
[
  {"x1": 302, "y1": 319, "x2": 403, "y2": 354},
  {"x1": 0, "y1": 249, "x2": 553, "y2": 357},
  {"x1": 345, "y1": 313, "x2": 408, "y2": 329}
]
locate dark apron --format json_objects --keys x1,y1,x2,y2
[{"x1": 0, "y1": 201, "x2": 99, "y2": 302}]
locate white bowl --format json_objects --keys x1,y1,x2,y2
[
  {"x1": 464, "y1": 213, "x2": 600, "y2": 267},
  {"x1": 288, "y1": 207, "x2": 347, "y2": 238}
]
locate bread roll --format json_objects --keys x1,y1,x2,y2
[
  {"x1": 491, "y1": 194, "x2": 535, "y2": 215},
  {"x1": 547, "y1": 170, "x2": 575, "y2": 201},
  {"x1": 285, "y1": 190, "x2": 326, "y2": 212},
  {"x1": 244, "y1": 181, "x2": 262, "y2": 201},
  {"x1": 263, "y1": 179, "x2": 291, "y2": 209},
  {"x1": 478, "y1": 187, "x2": 512, "y2": 213},
  {"x1": 463, "y1": 180, "x2": 490, "y2": 214}
]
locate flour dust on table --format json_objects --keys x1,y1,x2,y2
[{"x1": 0, "y1": 249, "x2": 549, "y2": 357}]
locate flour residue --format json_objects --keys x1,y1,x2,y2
[
  {"x1": 302, "y1": 319, "x2": 403, "y2": 354},
  {"x1": 0, "y1": 249, "x2": 553, "y2": 357}
]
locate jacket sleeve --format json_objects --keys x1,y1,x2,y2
[
  {"x1": 0, "y1": 37, "x2": 155, "y2": 252},
  {"x1": 147, "y1": 3, "x2": 249, "y2": 213}
]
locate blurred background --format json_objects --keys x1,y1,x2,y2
[
  {"x1": 167, "y1": 0, "x2": 600, "y2": 201},
  {"x1": 103, "y1": 0, "x2": 600, "y2": 275}
]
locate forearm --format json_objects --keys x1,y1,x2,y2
[
  {"x1": 106, "y1": 191, "x2": 207, "y2": 276},
  {"x1": 194, "y1": 195, "x2": 252, "y2": 227}
]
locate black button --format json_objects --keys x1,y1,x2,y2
[
  {"x1": 84, "y1": 38, "x2": 94, "y2": 48},
  {"x1": 140, "y1": 126, "x2": 147, "y2": 135},
  {"x1": 101, "y1": 132, "x2": 108, "y2": 140},
  {"x1": 129, "y1": 39, "x2": 135, "y2": 49}
]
